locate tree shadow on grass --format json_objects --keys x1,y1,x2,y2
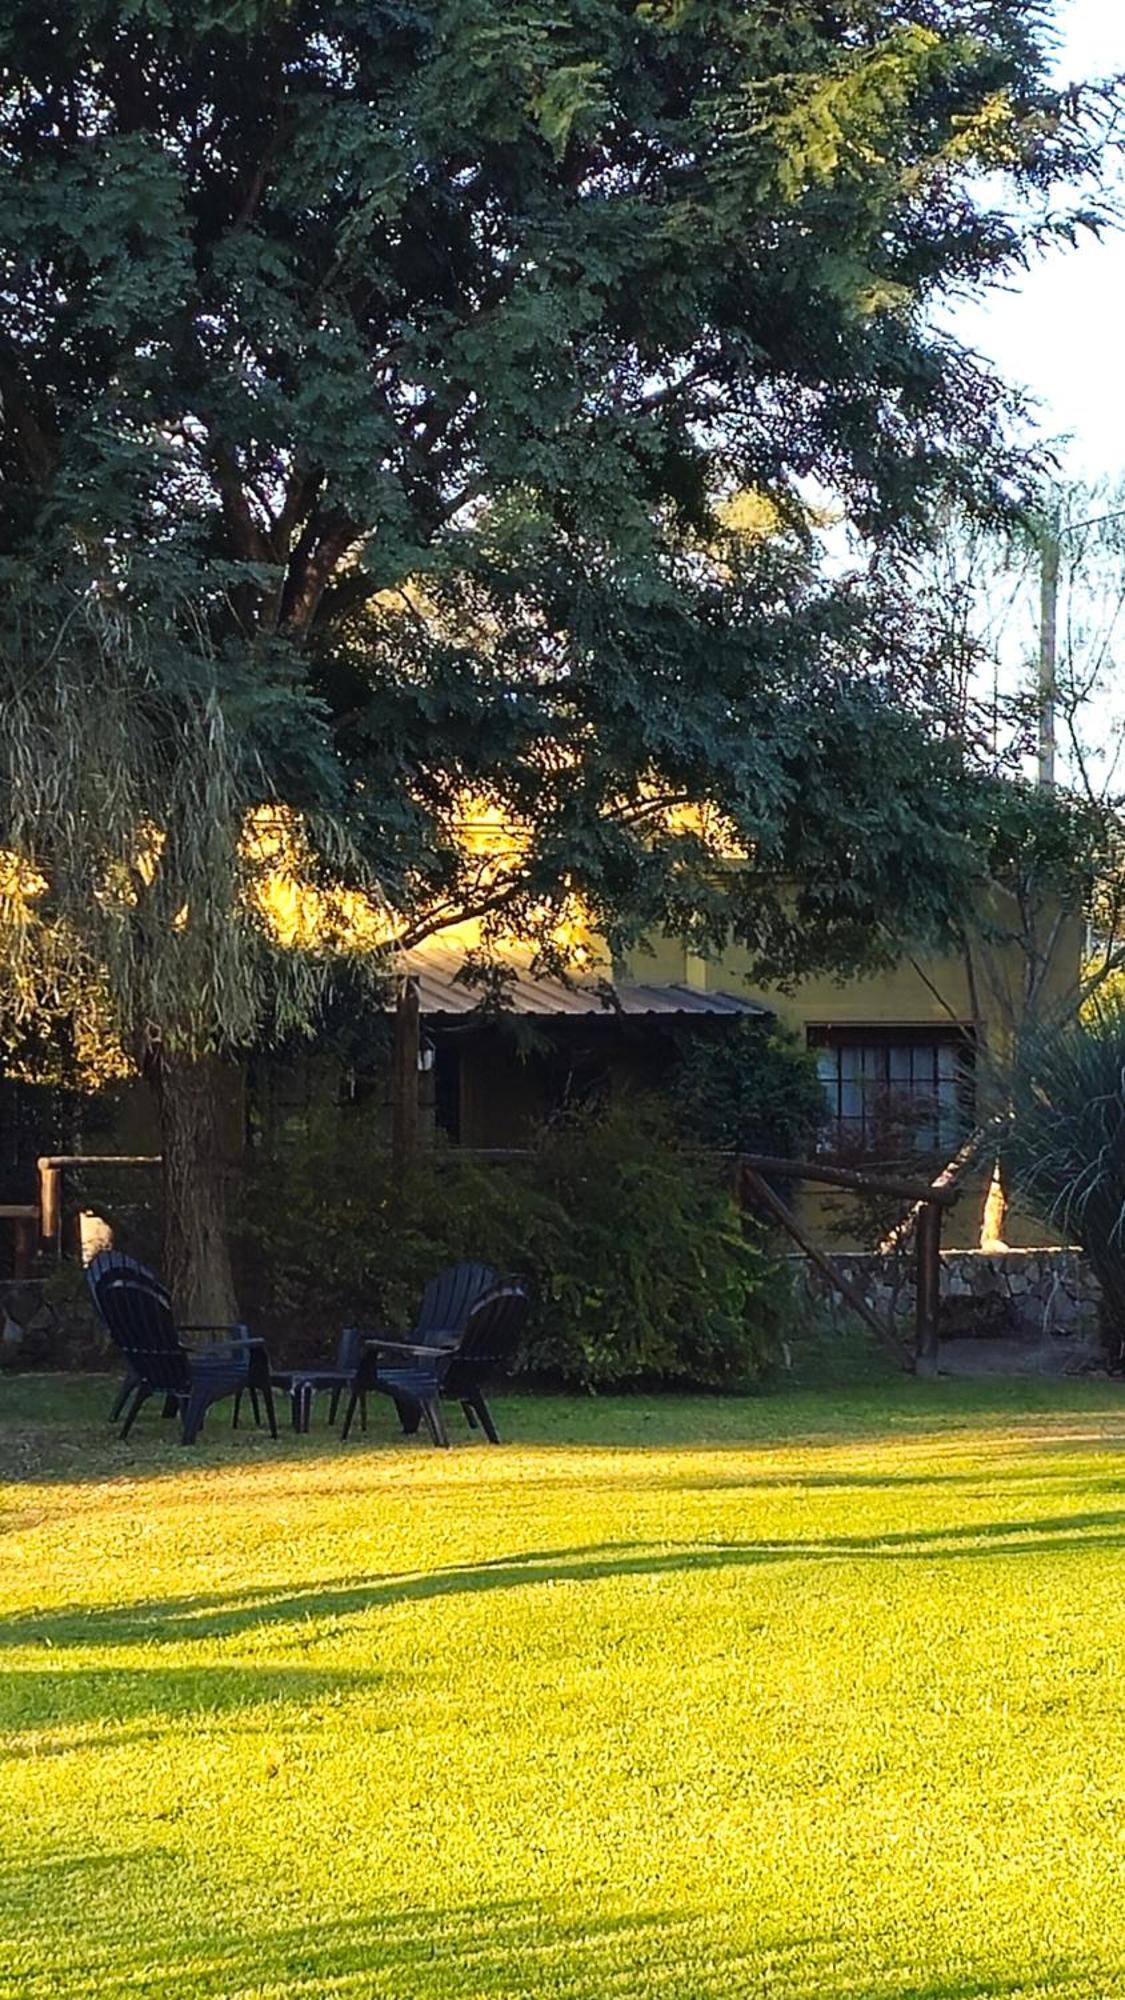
[
  {"x1": 6, "y1": 1507, "x2": 1125, "y2": 1662},
  {"x1": 0, "y1": 1657, "x2": 398, "y2": 1763},
  {"x1": 0, "y1": 1867, "x2": 1102, "y2": 2000},
  {"x1": 655, "y1": 1462, "x2": 1125, "y2": 1495}
]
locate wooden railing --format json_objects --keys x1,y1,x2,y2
[
  {"x1": 36, "y1": 1154, "x2": 161, "y2": 1255},
  {"x1": 733, "y1": 1153, "x2": 956, "y2": 1375},
  {"x1": 455, "y1": 1147, "x2": 955, "y2": 1375}
]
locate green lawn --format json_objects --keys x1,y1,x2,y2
[{"x1": 5, "y1": 1373, "x2": 1125, "y2": 1999}]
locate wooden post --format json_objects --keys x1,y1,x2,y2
[
  {"x1": 915, "y1": 1199, "x2": 943, "y2": 1375},
  {"x1": 391, "y1": 976, "x2": 421, "y2": 1179},
  {"x1": 38, "y1": 1160, "x2": 60, "y2": 1255}
]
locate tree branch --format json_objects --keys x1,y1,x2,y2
[
  {"x1": 394, "y1": 878, "x2": 529, "y2": 951},
  {"x1": 209, "y1": 440, "x2": 274, "y2": 566},
  {"x1": 279, "y1": 511, "x2": 359, "y2": 637},
  {"x1": 0, "y1": 344, "x2": 57, "y2": 487}
]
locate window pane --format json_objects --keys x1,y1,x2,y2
[
  {"x1": 810, "y1": 1030, "x2": 970, "y2": 1157},
  {"x1": 840, "y1": 1076, "x2": 863, "y2": 1124},
  {"x1": 936, "y1": 1044, "x2": 958, "y2": 1083}
]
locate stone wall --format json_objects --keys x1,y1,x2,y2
[{"x1": 793, "y1": 1247, "x2": 1101, "y2": 1340}]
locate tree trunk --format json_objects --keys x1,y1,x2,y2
[{"x1": 149, "y1": 1051, "x2": 239, "y2": 1324}]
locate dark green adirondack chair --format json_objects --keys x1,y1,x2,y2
[
  {"x1": 86, "y1": 1250, "x2": 277, "y2": 1445},
  {"x1": 341, "y1": 1283, "x2": 529, "y2": 1447}
]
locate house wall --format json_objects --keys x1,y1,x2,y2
[
  {"x1": 622, "y1": 906, "x2": 1085, "y2": 1252},
  {"x1": 629, "y1": 903, "x2": 1084, "y2": 1039}
]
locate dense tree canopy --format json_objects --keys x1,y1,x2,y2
[
  {"x1": 0, "y1": 1, "x2": 1114, "y2": 1303},
  {"x1": 1, "y1": 2, "x2": 1111, "y2": 959}
]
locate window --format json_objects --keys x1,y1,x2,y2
[{"x1": 809, "y1": 1028, "x2": 973, "y2": 1159}]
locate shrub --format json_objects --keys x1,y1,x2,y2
[
  {"x1": 1005, "y1": 998, "x2": 1125, "y2": 1354},
  {"x1": 233, "y1": 1116, "x2": 525, "y2": 1354},
  {"x1": 671, "y1": 1020, "x2": 825, "y2": 1159},
  {"x1": 235, "y1": 1098, "x2": 788, "y2": 1389},
  {"x1": 516, "y1": 1101, "x2": 785, "y2": 1389}
]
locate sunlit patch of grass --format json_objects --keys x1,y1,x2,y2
[{"x1": 4, "y1": 1373, "x2": 1125, "y2": 1997}]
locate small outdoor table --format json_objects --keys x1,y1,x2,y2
[{"x1": 272, "y1": 1368, "x2": 350, "y2": 1434}]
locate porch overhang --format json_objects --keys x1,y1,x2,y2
[{"x1": 401, "y1": 943, "x2": 772, "y2": 1022}]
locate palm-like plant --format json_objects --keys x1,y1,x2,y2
[{"x1": 1005, "y1": 999, "x2": 1125, "y2": 1352}]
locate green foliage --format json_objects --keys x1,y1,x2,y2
[
  {"x1": 516, "y1": 1103, "x2": 786, "y2": 1389},
  {"x1": 236, "y1": 1100, "x2": 787, "y2": 1389},
  {"x1": 0, "y1": 0, "x2": 1112, "y2": 993},
  {"x1": 236, "y1": 1121, "x2": 519, "y2": 1343},
  {"x1": 1004, "y1": 998, "x2": 1125, "y2": 1352},
  {"x1": 670, "y1": 1021, "x2": 825, "y2": 1159}
]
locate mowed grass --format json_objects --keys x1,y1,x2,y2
[{"x1": 5, "y1": 1375, "x2": 1125, "y2": 1998}]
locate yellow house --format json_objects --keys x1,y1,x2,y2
[
  {"x1": 371, "y1": 877, "x2": 1082, "y2": 1253},
  {"x1": 620, "y1": 896, "x2": 1084, "y2": 1249},
  {"x1": 210, "y1": 800, "x2": 1090, "y2": 1253}
]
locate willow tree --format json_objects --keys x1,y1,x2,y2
[
  {"x1": 0, "y1": 590, "x2": 359, "y2": 1317},
  {"x1": 0, "y1": 1, "x2": 1112, "y2": 1313}
]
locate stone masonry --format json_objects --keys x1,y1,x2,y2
[{"x1": 794, "y1": 1247, "x2": 1102, "y2": 1341}]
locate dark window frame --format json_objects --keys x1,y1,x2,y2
[{"x1": 806, "y1": 1024, "x2": 976, "y2": 1161}]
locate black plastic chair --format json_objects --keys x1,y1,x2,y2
[
  {"x1": 90, "y1": 1251, "x2": 275, "y2": 1434},
  {"x1": 341, "y1": 1284, "x2": 529, "y2": 1448},
  {"x1": 88, "y1": 1253, "x2": 172, "y2": 1424},
  {"x1": 414, "y1": 1262, "x2": 502, "y2": 1343},
  {"x1": 332, "y1": 1262, "x2": 501, "y2": 1438},
  {"x1": 86, "y1": 1250, "x2": 277, "y2": 1445}
]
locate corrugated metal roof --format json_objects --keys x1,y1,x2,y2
[
  {"x1": 402, "y1": 942, "x2": 771, "y2": 1019},
  {"x1": 616, "y1": 982, "x2": 770, "y2": 1018}
]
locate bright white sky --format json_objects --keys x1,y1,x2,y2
[{"x1": 951, "y1": 0, "x2": 1125, "y2": 482}]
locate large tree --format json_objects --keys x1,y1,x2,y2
[{"x1": 0, "y1": 1, "x2": 1112, "y2": 1311}]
